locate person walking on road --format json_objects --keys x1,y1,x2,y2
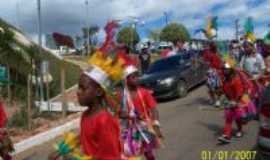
[
  {"x1": 139, "y1": 46, "x2": 151, "y2": 74},
  {"x1": 218, "y1": 63, "x2": 247, "y2": 144},
  {"x1": 240, "y1": 42, "x2": 266, "y2": 80},
  {"x1": 118, "y1": 65, "x2": 163, "y2": 160},
  {"x1": 203, "y1": 42, "x2": 223, "y2": 107},
  {"x1": 50, "y1": 21, "x2": 122, "y2": 160}
]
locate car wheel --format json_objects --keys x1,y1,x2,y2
[{"x1": 176, "y1": 80, "x2": 188, "y2": 98}]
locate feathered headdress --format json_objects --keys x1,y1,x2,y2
[
  {"x1": 206, "y1": 16, "x2": 218, "y2": 39},
  {"x1": 54, "y1": 132, "x2": 93, "y2": 160},
  {"x1": 84, "y1": 21, "x2": 127, "y2": 89},
  {"x1": 244, "y1": 17, "x2": 256, "y2": 43},
  {"x1": 223, "y1": 53, "x2": 236, "y2": 69},
  {"x1": 264, "y1": 30, "x2": 270, "y2": 45},
  {"x1": 194, "y1": 16, "x2": 218, "y2": 40}
]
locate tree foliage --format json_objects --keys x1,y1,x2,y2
[
  {"x1": 0, "y1": 19, "x2": 80, "y2": 101},
  {"x1": 0, "y1": 26, "x2": 32, "y2": 76},
  {"x1": 160, "y1": 23, "x2": 190, "y2": 44},
  {"x1": 116, "y1": 27, "x2": 140, "y2": 47}
]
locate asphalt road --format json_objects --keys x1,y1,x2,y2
[{"x1": 15, "y1": 86, "x2": 268, "y2": 160}]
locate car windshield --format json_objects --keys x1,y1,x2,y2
[{"x1": 147, "y1": 55, "x2": 183, "y2": 73}]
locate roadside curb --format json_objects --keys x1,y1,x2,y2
[
  {"x1": 13, "y1": 118, "x2": 80, "y2": 155},
  {"x1": 12, "y1": 84, "x2": 79, "y2": 155}
]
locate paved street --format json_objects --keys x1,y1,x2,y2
[{"x1": 16, "y1": 86, "x2": 266, "y2": 160}]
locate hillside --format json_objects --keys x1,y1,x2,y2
[{"x1": 0, "y1": 18, "x2": 81, "y2": 99}]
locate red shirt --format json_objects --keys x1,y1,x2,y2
[
  {"x1": 0, "y1": 102, "x2": 7, "y2": 128},
  {"x1": 80, "y1": 110, "x2": 121, "y2": 160},
  {"x1": 203, "y1": 50, "x2": 223, "y2": 70},
  {"x1": 223, "y1": 75, "x2": 244, "y2": 101},
  {"x1": 161, "y1": 49, "x2": 171, "y2": 58},
  {"x1": 234, "y1": 68, "x2": 256, "y2": 97},
  {"x1": 123, "y1": 87, "x2": 157, "y2": 119}
]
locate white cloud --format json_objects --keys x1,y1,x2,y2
[
  {"x1": 218, "y1": 27, "x2": 235, "y2": 40},
  {"x1": 0, "y1": 0, "x2": 269, "y2": 41}
]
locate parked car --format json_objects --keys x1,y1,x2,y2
[
  {"x1": 157, "y1": 41, "x2": 173, "y2": 51},
  {"x1": 138, "y1": 51, "x2": 207, "y2": 99},
  {"x1": 258, "y1": 86, "x2": 270, "y2": 155}
]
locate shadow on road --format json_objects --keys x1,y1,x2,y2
[
  {"x1": 157, "y1": 96, "x2": 178, "y2": 103},
  {"x1": 197, "y1": 121, "x2": 223, "y2": 136}
]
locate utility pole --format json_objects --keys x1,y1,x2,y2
[
  {"x1": 61, "y1": 62, "x2": 67, "y2": 117},
  {"x1": 16, "y1": 0, "x2": 21, "y2": 29},
  {"x1": 164, "y1": 12, "x2": 168, "y2": 26},
  {"x1": 85, "y1": 0, "x2": 90, "y2": 56},
  {"x1": 27, "y1": 74, "x2": 32, "y2": 130},
  {"x1": 130, "y1": 17, "x2": 141, "y2": 53},
  {"x1": 37, "y1": 0, "x2": 44, "y2": 102},
  {"x1": 132, "y1": 21, "x2": 137, "y2": 53},
  {"x1": 235, "y1": 19, "x2": 239, "y2": 41}
]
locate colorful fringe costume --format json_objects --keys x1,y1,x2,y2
[{"x1": 120, "y1": 87, "x2": 160, "y2": 160}]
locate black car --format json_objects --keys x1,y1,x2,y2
[{"x1": 138, "y1": 51, "x2": 207, "y2": 99}]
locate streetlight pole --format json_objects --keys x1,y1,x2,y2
[
  {"x1": 235, "y1": 19, "x2": 239, "y2": 40},
  {"x1": 129, "y1": 17, "x2": 137, "y2": 53},
  {"x1": 85, "y1": 0, "x2": 90, "y2": 56},
  {"x1": 129, "y1": 17, "x2": 144, "y2": 53},
  {"x1": 37, "y1": 0, "x2": 44, "y2": 102},
  {"x1": 38, "y1": 0, "x2": 42, "y2": 52},
  {"x1": 164, "y1": 12, "x2": 168, "y2": 26},
  {"x1": 16, "y1": 0, "x2": 21, "y2": 30}
]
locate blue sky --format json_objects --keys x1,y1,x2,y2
[{"x1": 0, "y1": 0, "x2": 269, "y2": 42}]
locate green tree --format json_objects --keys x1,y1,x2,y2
[
  {"x1": 116, "y1": 27, "x2": 140, "y2": 48},
  {"x1": 160, "y1": 23, "x2": 190, "y2": 44},
  {"x1": 0, "y1": 26, "x2": 33, "y2": 102}
]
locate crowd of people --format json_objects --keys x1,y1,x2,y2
[{"x1": 203, "y1": 38, "x2": 270, "y2": 144}]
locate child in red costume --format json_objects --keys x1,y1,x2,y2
[
  {"x1": 50, "y1": 21, "x2": 122, "y2": 160},
  {"x1": 218, "y1": 64, "x2": 246, "y2": 144},
  {"x1": 118, "y1": 66, "x2": 163, "y2": 160},
  {"x1": 203, "y1": 42, "x2": 223, "y2": 107},
  {"x1": 77, "y1": 73, "x2": 121, "y2": 160}
]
